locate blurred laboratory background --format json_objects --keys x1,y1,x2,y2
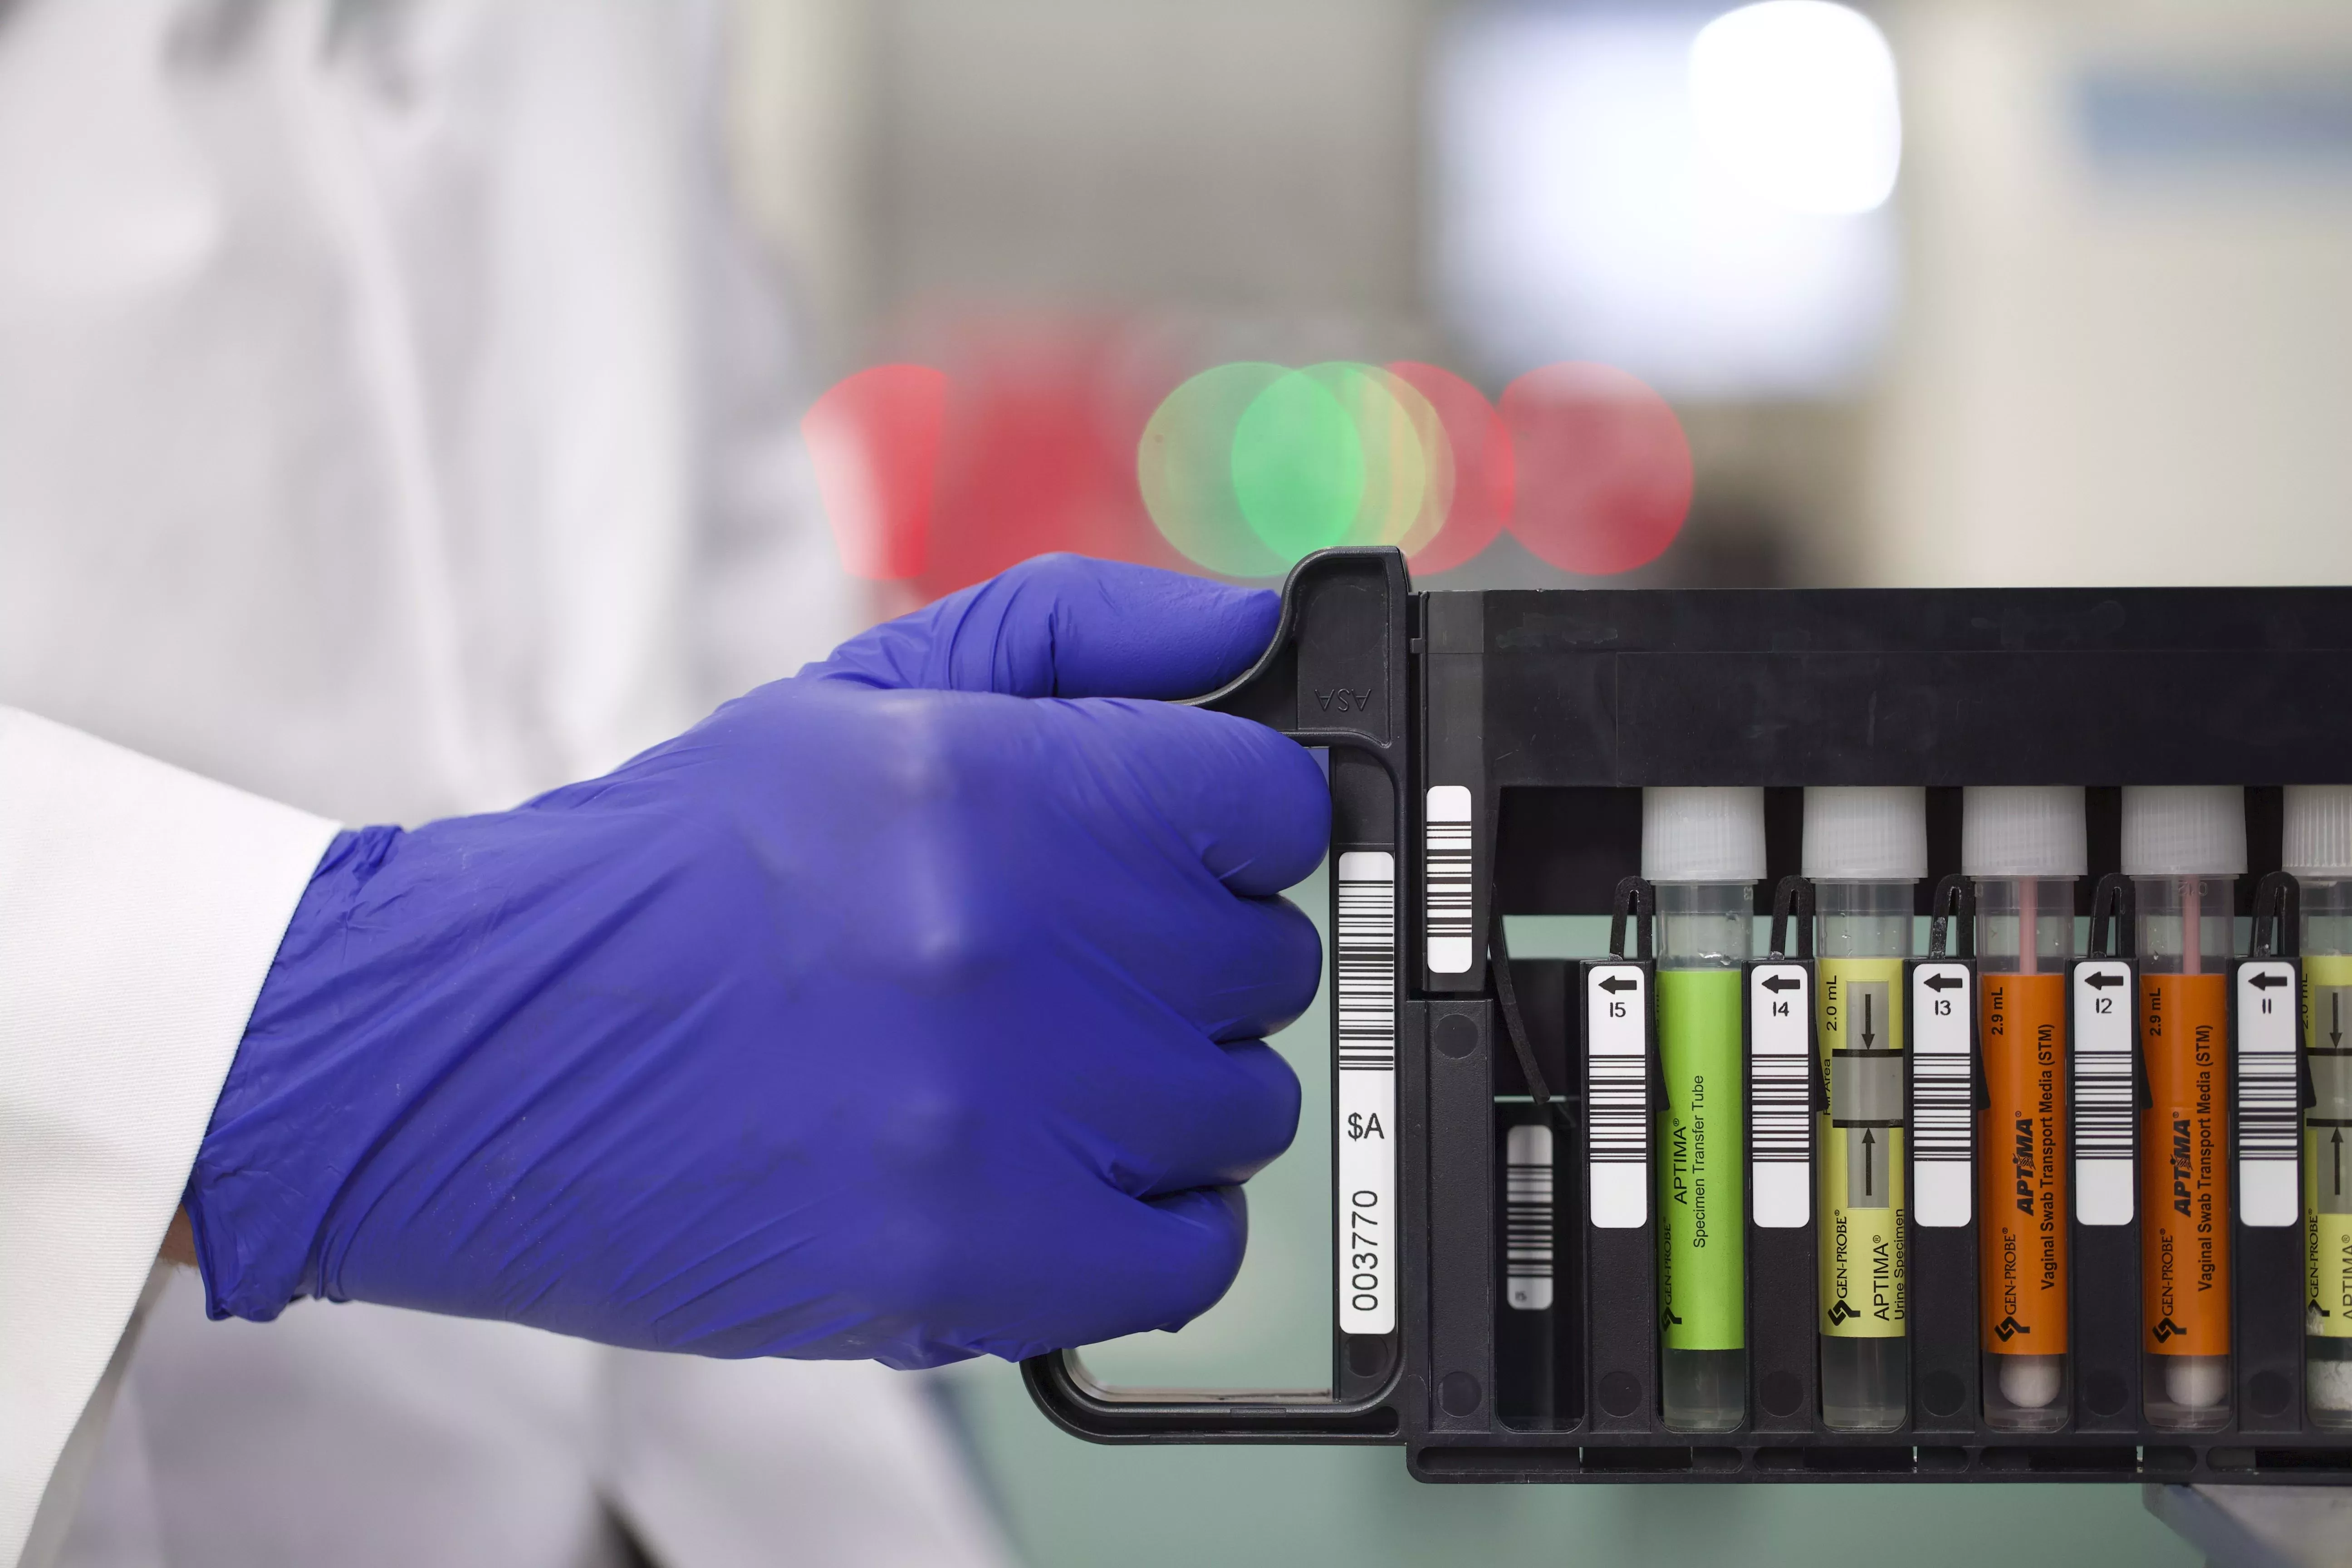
[{"x1": 718, "y1": 0, "x2": 2352, "y2": 1563}]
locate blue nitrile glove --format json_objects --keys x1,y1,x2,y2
[{"x1": 183, "y1": 555, "x2": 1326, "y2": 1367}]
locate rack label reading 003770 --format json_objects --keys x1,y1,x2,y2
[{"x1": 1336, "y1": 851, "x2": 1397, "y2": 1335}]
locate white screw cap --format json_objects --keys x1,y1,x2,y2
[
  {"x1": 2121, "y1": 785, "x2": 2244, "y2": 877},
  {"x1": 2285, "y1": 785, "x2": 2352, "y2": 879},
  {"x1": 1802, "y1": 786, "x2": 1925, "y2": 881},
  {"x1": 1962, "y1": 786, "x2": 2086, "y2": 878},
  {"x1": 1642, "y1": 786, "x2": 1766, "y2": 883}
]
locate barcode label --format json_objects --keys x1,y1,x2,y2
[
  {"x1": 1910, "y1": 962, "x2": 1973, "y2": 1229},
  {"x1": 1424, "y1": 785, "x2": 1474, "y2": 974},
  {"x1": 1749, "y1": 963, "x2": 1811, "y2": 1229},
  {"x1": 1586, "y1": 963, "x2": 1648, "y2": 1229},
  {"x1": 2073, "y1": 959, "x2": 2136, "y2": 1226},
  {"x1": 1504, "y1": 1122, "x2": 1555, "y2": 1310},
  {"x1": 2237, "y1": 959, "x2": 2300, "y2": 1228},
  {"x1": 1336, "y1": 851, "x2": 1396, "y2": 1333}
]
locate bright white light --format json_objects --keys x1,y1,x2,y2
[
  {"x1": 1690, "y1": 2, "x2": 1901, "y2": 216},
  {"x1": 1434, "y1": 5, "x2": 1899, "y2": 397}
]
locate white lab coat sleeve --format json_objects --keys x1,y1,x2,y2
[{"x1": 0, "y1": 708, "x2": 339, "y2": 1568}]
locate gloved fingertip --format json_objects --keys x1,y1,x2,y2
[{"x1": 1140, "y1": 1185, "x2": 1250, "y2": 1328}]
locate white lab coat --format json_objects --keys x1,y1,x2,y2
[{"x1": 0, "y1": 3, "x2": 1006, "y2": 1566}]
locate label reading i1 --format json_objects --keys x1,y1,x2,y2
[
  {"x1": 1587, "y1": 963, "x2": 1649, "y2": 1229},
  {"x1": 1749, "y1": 963, "x2": 1811, "y2": 1229},
  {"x1": 2073, "y1": 959, "x2": 2136, "y2": 1225},
  {"x1": 1336, "y1": 851, "x2": 1396, "y2": 1334},
  {"x1": 2238, "y1": 958, "x2": 2300, "y2": 1228},
  {"x1": 1911, "y1": 961, "x2": 1972, "y2": 1229}
]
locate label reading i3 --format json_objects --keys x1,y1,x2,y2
[
  {"x1": 1587, "y1": 963, "x2": 1649, "y2": 1229},
  {"x1": 2308, "y1": 956, "x2": 2352, "y2": 1338},
  {"x1": 1818, "y1": 958, "x2": 1907, "y2": 1337},
  {"x1": 1911, "y1": 962, "x2": 1973, "y2": 1229},
  {"x1": 1748, "y1": 963, "x2": 1811, "y2": 1230},
  {"x1": 1335, "y1": 851, "x2": 1396, "y2": 1335}
]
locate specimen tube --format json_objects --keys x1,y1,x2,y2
[{"x1": 2288, "y1": 784, "x2": 2352, "y2": 1430}]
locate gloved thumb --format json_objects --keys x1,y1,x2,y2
[{"x1": 802, "y1": 554, "x2": 1278, "y2": 699}]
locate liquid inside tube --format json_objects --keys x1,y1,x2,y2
[
  {"x1": 1655, "y1": 879, "x2": 1749, "y2": 1434},
  {"x1": 1815, "y1": 877, "x2": 1911, "y2": 1432},
  {"x1": 1976, "y1": 871, "x2": 2074, "y2": 1431}
]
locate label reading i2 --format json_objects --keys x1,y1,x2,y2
[
  {"x1": 2072, "y1": 959, "x2": 2135, "y2": 1225},
  {"x1": 1336, "y1": 851, "x2": 1396, "y2": 1334}
]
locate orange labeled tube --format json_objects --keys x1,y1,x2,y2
[
  {"x1": 2126, "y1": 784, "x2": 2244, "y2": 1431},
  {"x1": 1981, "y1": 972, "x2": 2069, "y2": 1407},
  {"x1": 1966, "y1": 787, "x2": 2083, "y2": 1430}
]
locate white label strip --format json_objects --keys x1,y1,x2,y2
[
  {"x1": 1911, "y1": 961, "x2": 1973, "y2": 1229},
  {"x1": 1586, "y1": 963, "x2": 1648, "y2": 1229},
  {"x1": 1336, "y1": 851, "x2": 1396, "y2": 1333},
  {"x1": 1749, "y1": 963, "x2": 1811, "y2": 1229},
  {"x1": 1504, "y1": 1122, "x2": 1556, "y2": 1310},
  {"x1": 1424, "y1": 785, "x2": 1473, "y2": 974},
  {"x1": 2237, "y1": 959, "x2": 2300, "y2": 1229},
  {"x1": 2072, "y1": 960, "x2": 2136, "y2": 1226}
]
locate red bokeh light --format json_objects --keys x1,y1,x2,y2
[
  {"x1": 801, "y1": 364, "x2": 949, "y2": 580},
  {"x1": 1500, "y1": 362, "x2": 1691, "y2": 576},
  {"x1": 1384, "y1": 361, "x2": 1514, "y2": 578}
]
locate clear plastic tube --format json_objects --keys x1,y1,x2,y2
[
  {"x1": 1655, "y1": 880, "x2": 1749, "y2": 1433},
  {"x1": 1975, "y1": 874, "x2": 2074, "y2": 1431},
  {"x1": 2303, "y1": 876, "x2": 2352, "y2": 1429},
  {"x1": 2136, "y1": 873, "x2": 2234, "y2": 1431},
  {"x1": 1815, "y1": 878, "x2": 1911, "y2": 1431}
]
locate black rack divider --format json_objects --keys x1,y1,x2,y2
[
  {"x1": 1744, "y1": 876, "x2": 1819, "y2": 1434},
  {"x1": 2069, "y1": 875, "x2": 2144, "y2": 1433},
  {"x1": 1022, "y1": 547, "x2": 2352, "y2": 1483}
]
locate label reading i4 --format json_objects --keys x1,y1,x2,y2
[
  {"x1": 1335, "y1": 851, "x2": 1396, "y2": 1335},
  {"x1": 1586, "y1": 964, "x2": 1648, "y2": 1229},
  {"x1": 2237, "y1": 959, "x2": 2299, "y2": 1228},
  {"x1": 1910, "y1": 962, "x2": 1972, "y2": 1229},
  {"x1": 2072, "y1": 960, "x2": 2135, "y2": 1226},
  {"x1": 1749, "y1": 964, "x2": 1810, "y2": 1229}
]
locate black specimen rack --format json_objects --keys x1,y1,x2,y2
[{"x1": 1024, "y1": 546, "x2": 2352, "y2": 1484}]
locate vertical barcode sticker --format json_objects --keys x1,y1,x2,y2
[
  {"x1": 1424, "y1": 785, "x2": 1474, "y2": 974},
  {"x1": 1910, "y1": 961, "x2": 1973, "y2": 1228},
  {"x1": 2237, "y1": 958, "x2": 2300, "y2": 1228},
  {"x1": 2072, "y1": 959, "x2": 2136, "y2": 1225},
  {"x1": 1749, "y1": 963, "x2": 1811, "y2": 1229},
  {"x1": 1336, "y1": 851, "x2": 1397, "y2": 1333},
  {"x1": 1585, "y1": 963, "x2": 1649, "y2": 1229},
  {"x1": 1504, "y1": 1122, "x2": 1556, "y2": 1310}
]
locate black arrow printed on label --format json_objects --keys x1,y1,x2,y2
[
  {"x1": 1600, "y1": 975, "x2": 1637, "y2": 994},
  {"x1": 1925, "y1": 974, "x2": 1961, "y2": 992},
  {"x1": 1763, "y1": 975, "x2": 1800, "y2": 994},
  {"x1": 2332, "y1": 992, "x2": 2342, "y2": 1047},
  {"x1": 1862, "y1": 1128, "x2": 1877, "y2": 1196},
  {"x1": 2253, "y1": 972, "x2": 2288, "y2": 990},
  {"x1": 2335, "y1": 1129, "x2": 2344, "y2": 1197},
  {"x1": 1861, "y1": 991, "x2": 1876, "y2": 1049},
  {"x1": 2087, "y1": 971, "x2": 2122, "y2": 990}
]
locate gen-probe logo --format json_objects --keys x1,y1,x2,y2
[
  {"x1": 1825, "y1": 1300, "x2": 1858, "y2": 1326},
  {"x1": 2152, "y1": 1316, "x2": 2189, "y2": 1343},
  {"x1": 1993, "y1": 1315, "x2": 2030, "y2": 1342}
]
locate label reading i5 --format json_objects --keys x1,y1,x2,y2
[
  {"x1": 1336, "y1": 851, "x2": 1396, "y2": 1334},
  {"x1": 1587, "y1": 964, "x2": 1649, "y2": 1229}
]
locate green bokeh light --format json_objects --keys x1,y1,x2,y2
[{"x1": 1140, "y1": 360, "x2": 1452, "y2": 577}]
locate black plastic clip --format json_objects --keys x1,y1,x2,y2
[
  {"x1": 1767, "y1": 874, "x2": 1815, "y2": 961},
  {"x1": 2089, "y1": 874, "x2": 2151, "y2": 1113},
  {"x1": 1489, "y1": 904, "x2": 1559, "y2": 1119},
  {"x1": 2250, "y1": 871, "x2": 2314, "y2": 1113},
  {"x1": 1608, "y1": 875, "x2": 1656, "y2": 961},
  {"x1": 1926, "y1": 874, "x2": 1975, "y2": 961}
]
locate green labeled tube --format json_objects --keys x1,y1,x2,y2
[
  {"x1": 1645, "y1": 786, "x2": 1763, "y2": 1433},
  {"x1": 2288, "y1": 786, "x2": 2352, "y2": 1431},
  {"x1": 1807, "y1": 786, "x2": 1925, "y2": 1432}
]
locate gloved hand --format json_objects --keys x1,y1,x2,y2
[{"x1": 184, "y1": 555, "x2": 1327, "y2": 1367}]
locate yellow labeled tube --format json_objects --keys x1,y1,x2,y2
[
  {"x1": 1806, "y1": 787, "x2": 1923, "y2": 1432},
  {"x1": 2288, "y1": 785, "x2": 2352, "y2": 1429}
]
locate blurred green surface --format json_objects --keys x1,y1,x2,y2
[{"x1": 944, "y1": 882, "x2": 2198, "y2": 1568}]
